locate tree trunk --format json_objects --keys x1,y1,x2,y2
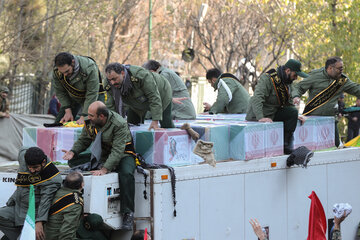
[
  {"x1": 36, "y1": 0, "x2": 58, "y2": 114},
  {"x1": 8, "y1": 0, "x2": 25, "y2": 93},
  {"x1": 104, "y1": 15, "x2": 118, "y2": 68}
]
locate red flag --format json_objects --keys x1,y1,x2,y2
[{"x1": 307, "y1": 191, "x2": 327, "y2": 240}]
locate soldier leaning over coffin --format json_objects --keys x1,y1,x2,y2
[
  {"x1": 104, "y1": 62, "x2": 174, "y2": 130},
  {"x1": 142, "y1": 60, "x2": 196, "y2": 120},
  {"x1": 246, "y1": 59, "x2": 308, "y2": 154},
  {"x1": 0, "y1": 86, "x2": 10, "y2": 118},
  {"x1": 52, "y1": 52, "x2": 105, "y2": 125},
  {"x1": 45, "y1": 171, "x2": 84, "y2": 240},
  {"x1": 203, "y1": 68, "x2": 250, "y2": 114},
  {"x1": 62, "y1": 101, "x2": 136, "y2": 231},
  {"x1": 292, "y1": 56, "x2": 360, "y2": 147},
  {"x1": 0, "y1": 147, "x2": 62, "y2": 240}
]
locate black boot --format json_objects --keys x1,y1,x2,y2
[
  {"x1": 122, "y1": 212, "x2": 134, "y2": 231},
  {"x1": 284, "y1": 132, "x2": 294, "y2": 154}
]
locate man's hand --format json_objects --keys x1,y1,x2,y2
[
  {"x1": 62, "y1": 150, "x2": 74, "y2": 160},
  {"x1": 293, "y1": 97, "x2": 301, "y2": 105},
  {"x1": 203, "y1": 102, "x2": 212, "y2": 111},
  {"x1": 259, "y1": 118, "x2": 273, "y2": 123},
  {"x1": 249, "y1": 219, "x2": 266, "y2": 240},
  {"x1": 352, "y1": 117, "x2": 358, "y2": 122},
  {"x1": 4, "y1": 113, "x2": 10, "y2": 118},
  {"x1": 76, "y1": 116, "x2": 85, "y2": 125},
  {"x1": 35, "y1": 222, "x2": 45, "y2": 240},
  {"x1": 60, "y1": 108, "x2": 74, "y2": 123},
  {"x1": 148, "y1": 120, "x2": 163, "y2": 131},
  {"x1": 172, "y1": 97, "x2": 188, "y2": 105},
  {"x1": 334, "y1": 214, "x2": 347, "y2": 231},
  {"x1": 298, "y1": 115, "x2": 307, "y2": 125},
  {"x1": 91, "y1": 167, "x2": 108, "y2": 176}
]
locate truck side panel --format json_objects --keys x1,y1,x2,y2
[
  {"x1": 245, "y1": 170, "x2": 288, "y2": 240},
  {"x1": 200, "y1": 175, "x2": 245, "y2": 240}
]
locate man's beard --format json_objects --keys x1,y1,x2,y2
[
  {"x1": 284, "y1": 72, "x2": 293, "y2": 84},
  {"x1": 334, "y1": 73, "x2": 341, "y2": 80},
  {"x1": 91, "y1": 119, "x2": 105, "y2": 128}
]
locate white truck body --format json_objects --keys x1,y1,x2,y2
[{"x1": 1, "y1": 148, "x2": 360, "y2": 240}]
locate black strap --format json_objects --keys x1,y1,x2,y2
[
  {"x1": 44, "y1": 123, "x2": 63, "y2": 128},
  {"x1": 136, "y1": 154, "x2": 177, "y2": 217},
  {"x1": 126, "y1": 124, "x2": 177, "y2": 217},
  {"x1": 55, "y1": 70, "x2": 87, "y2": 98},
  {"x1": 303, "y1": 76, "x2": 347, "y2": 115},
  {"x1": 15, "y1": 162, "x2": 60, "y2": 187},
  {"x1": 49, "y1": 192, "x2": 84, "y2": 215},
  {"x1": 267, "y1": 69, "x2": 289, "y2": 106}
]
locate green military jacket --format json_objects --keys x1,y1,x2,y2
[
  {"x1": 53, "y1": 55, "x2": 101, "y2": 116},
  {"x1": 159, "y1": 66, "x2": 196, "y2": 119},
  {"x1": 246, "y1": 69, "x2": 294, "y2": 120},
  {"x1": 71, "y1": 111, "x2": 133, "y2": 171},
  {"x1": 210, "y1": 74, "x2": 250, "y2": 114},
  {"x1": 105, "y1": 65, "x2": 172, "y2": 121},
  {"x1": 292, "y1": 67, "x2": 360, "y2": 116},
  {"x1": 6, "y1": 147, "x2": 62, "y2": 226},
  {"x1": 0, "y1": 96, "x2": 9, "y2": 117},
  {"x1": 45, "y1": 187, "x2": 83, "y2": 240}
]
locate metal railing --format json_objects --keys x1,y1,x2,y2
[{"x1": 8, "y1": 75, "x2": 52, "y2": 114}]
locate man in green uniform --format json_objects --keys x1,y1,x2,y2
[
  {"x1": 0, "y1": 147, "x2": 62, "y2": 240},
  {"x1": 142, "y1": 60, "x2": 196, "y2": 120},
  {"x1": 62, "y1": 101, "x2": 136, "y2": 230},
  {"x1": 104, "y1": 63, "x2": 174, "y2": 130},
  {"x1": 53, "y1": 52, "x2": 105, "y2": 125},
  {"x1": 203, "y1": 68, "x2": 250, "y2": 114},
  {"x1": 76, "y1": 214, "x2": 108, "y2": 240},
  {"x1": 0, "y1": 86, "x2": 10, "y2": 118},
  {"x1": 45, "y1": 171, "x2": 84, "y2": 240},
  {"x1": 292, "y1": 57, "x2": 360, "y2": 147},
  {"x1": 246, "y1": 59, "x2": 308, "y2": 154}
]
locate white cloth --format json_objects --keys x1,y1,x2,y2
[
  {"x1": 217, "y1": 79, "x2": 232, "y2": 102},
  {"x1": 333, "y1": 203, "x2": 352, "y2": 218}
]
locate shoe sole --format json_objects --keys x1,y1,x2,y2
[{"x1": 302, "y1": 151, "x2": 314, "y2": 168}]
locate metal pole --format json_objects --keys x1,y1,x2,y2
[{"x1": 148, "y1": 0, "x2": 152, "y2": 60}]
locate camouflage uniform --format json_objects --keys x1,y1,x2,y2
[{"x1": 332, "y1": 230, "x2": 341, "y2": 240}]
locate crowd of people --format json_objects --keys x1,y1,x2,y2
[{"x1": 0, "y1": 52, "x2": 359, "y2": 239}]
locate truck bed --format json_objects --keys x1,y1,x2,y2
[{"x1": 1, "y1": 148, "x2": 359, "y2": 240}]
